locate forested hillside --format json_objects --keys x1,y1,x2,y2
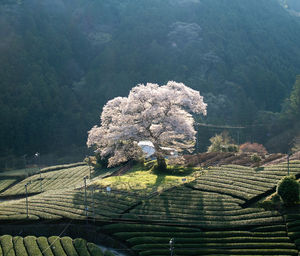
[{"x1": 1, "y1": 0, "x2": 300, "y2": 164}]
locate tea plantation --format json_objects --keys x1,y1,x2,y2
[
  {"x1": 0, "y1": 160, "x2": 299, "y2": 256},
  {"x1": 0, "y1": 234, "x2": 114, "y2": 256}
]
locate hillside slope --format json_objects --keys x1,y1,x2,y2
[{"x1": 1, "y1": 0, "x2": 300, "y2": 159}]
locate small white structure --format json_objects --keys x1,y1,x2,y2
[
  {"x1": 138, "y1": 141, "x2": 178, "y2": 158},
  {"x1": 138, "y1": 141, "x2": 156, "y2": 158}
]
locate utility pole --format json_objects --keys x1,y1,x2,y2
[
  {"x1": 25, "y1": 182, "x2": 31, "y2": 218},
  {"x1": 87, "y1": 156, "x2": 92, "y2": 179},
  {"x1": 169, "y1": 238, "x2": 174, "y2": 256},
  {"x1": 196, "y1": 123, "x2": 199, "y2": 153},
  {"x1": 84, "y1": 176, "x2": 88, "y2": 217},
  {"x1": 92, "y1": 187, "x2": 95, "y2": 223},
  {"x1": 35, "y1": 152, "x2": 42, "y2": 192},
  {"x1": 287, "y1": 153, "x2": 292, "y2": 176}
]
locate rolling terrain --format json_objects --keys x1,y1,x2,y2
[{"x1": 0, "y1": 158, "x2": 299, "y2": 255}]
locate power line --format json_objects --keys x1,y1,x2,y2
[
  {"x1": 196, "y1": 122, "x2": 272, "y2": 129},
  {"x1": 196, "y1": 123, "x2": 245, "y2": 129}
]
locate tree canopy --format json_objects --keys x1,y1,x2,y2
[{"x1": 87, "y1": 81, "x2": 207, "y2": 168}]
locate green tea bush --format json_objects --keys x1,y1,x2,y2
[
  {"x1": 13, "y1": 236, "x2": 28, "y2": 256},
  {"x1": 277, "y1": 176, "x2": 300, "y2": 206},
  {"x1": 289, "y1": 232, "x2": 300, "y2": 240},
  {"x1": 87, "y1": 243, "x2": 104, "y2": 256},
  {"x1": 24, "y1": 236, "x2": 43, "y2": 256},
  {"x1": 48, "y1": 236, "x2": 67, "y2": 256},
  {"x1": 36, "y1": 237, "x2": 54, "y2": 256},
  {"x1": 61, "y1": 237, "x2": 79, "y2": 256},
  {"x1": 73, "y1": 238, "x2": 90, "y2": 256},
  {"x1": 103, "y1": 251, "x2": 115, "y2": 256},
  {"x1": 0, "y1": 235, "x2": 15, "y2": 256}
]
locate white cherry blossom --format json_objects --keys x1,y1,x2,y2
[{"x1": 87, "y1": 81, "x2": 207, "y2": 167}]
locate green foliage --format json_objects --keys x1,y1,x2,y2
[
  {"x1": 251, "y1": 153, "x2": 262, "y2": 166},
  {"x1": 0, "y1": 235, "x2": 104, "y2": 256},
  {"x1": 285, "y1": 75, "x2": 300, "y2": 120},
  {"x1": 0, "y1": 235, "x2": 15, "y2": 256},
  {"x1": 73, "y1": 238, "x2": 90, "y2": 256},
  {"x1": 292, "y1": 135, "x2": 300, "y2": 153},
  {"x1": 103, "y1": 251, "x2": 114, "y2": 256},
  {"x1": 24, "y1": 236, "x2": 43, "y2": 256},
  {"x1": 95, "y1": 154, "x2": 109, "y2": 170},
  {"x1": 48, "y1": 236, "x2": 67, "y2": 256},
  {"x1": 61, "y1": 237, "x2": 79, "y2": 256},
  {"x1": 36, "y1": 237, "x2": 54, "y2": 256},
  {"x1": 2, "y1": 0, "x2": 300, "y2": 159},
  {"x1": 87, "y1": 243, "x2": 103, "y2": 256},
  {"x1": 207, "y1": 132, "x2": 238, "y2": 153},
  {"x1": 277, "y1": 176, "x2": 300, "y2": 206},
  {"x1": 12, "y1": 236, "x2": 28, "y2": 256},
  {"x1": 260, "y1": 193, "x2": 281, "y2": 210}
]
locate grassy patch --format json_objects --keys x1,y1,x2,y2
[{"x1": 92, "y1": 163, "x2": 198, "y2": 195}]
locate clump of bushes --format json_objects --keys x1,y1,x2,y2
[
  {"x1": 207, "y1": 132, "x2": 238, "y2": 153},
  {"x1": 260, "y1": 193, "x2": 281, "y2": 210},
  {"x1": 251, "y1": 153, "x2": 262, "y2": 167},
  {"x1": 276, "y1": 176, "x2": 300, "y2": 206},
  {"x1": 239, "y1": 142, "x2": 268, "y2": 155}
]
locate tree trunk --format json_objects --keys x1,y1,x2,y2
[
  {"x1": 155, "y1": 151, "x2": 167, "y2": 171},
  {"x1": 153, "y1": 142, "x2": 167, "y2": 171},
  {"x1": 157, "y1": 155, "x2": 167, "y2": 171}
]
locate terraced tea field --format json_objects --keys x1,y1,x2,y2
[
  {"x1": 0, "y1": 234, "x2": 116, "y2": 256},
  {"x1": 0, "y1": 179, "x2": 18, "y2": 193},
  {"x1": 0, "y1": 160, "x2": 299, "y2": 256},
  {"x1": 0, "y1": 187, "x2": 139, "y2": 220},
  {"x1": 0, "y1": 164, "x2": 90, "y2": 197},
  {"x1": 188, "y1": 162, "x2": 300, "y2": 202},
  {"x1": 286, "y1": 213, "x2": 300, "y2": 250},
  {"x1": 101, "y1": 161, "x2": 300, "y2": 256}
]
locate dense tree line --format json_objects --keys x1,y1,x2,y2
[{"x1": 1, "y1": 0, "x2": 300, "y2": 165}]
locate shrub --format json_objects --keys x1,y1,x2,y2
[
  {"x1": 48, "y1": 236, "x2": 67, "y2": 256},
  {"x1": 207, "y1": 132, "x2": 238, "y2": 153},
  {"x1": 24, "y1": 236, "x2": 43, "y2": 256},
  {"x1": 251, "y1": 153, "x2": 262, "y2": 166},
  {"x1": 0, "y1": 235, "x2": 15, "y2": 256},
  {"x1": 36, "y1": 237, "x2": 54, "y2": 256},
  {"x1": 13, "y1": 236, "x2": 28, "y2": 256},
  {"x1": 95, "y1": 153, "x2": 109, "y2": 170},
  {"x1": 104, "y1": 251, "x2": 115, "y2": 256},
  {"x1": 61, "y1": 237, "x2": 79, "y2": 256},
  {"x1": 239, "y1": 142, "x2": 268, "y2": 155},
  {"x1": 277, "y1": 176, "x2": 300, "y2": 206},
  {"x1": 87, "y1": 242, "x2": 104, "y2": 256},
  {"x1": 73, "y1": 238, "x2": 90, "y2": 256}
]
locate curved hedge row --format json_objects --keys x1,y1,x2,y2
[
  {"x1": 287, "y1": 214, "x2": 300, "y2": 250},
  {"x1": 188, "y1": 162, "x2": 300, "y2": 202},
  {"x1": 0, "y1": 235, "x2": 115, "y2": 256},
  {"x1": 0, "y1": 186, "x2": 139, "y2": 220},
  {"x1": 0, "y1": 165, "x2": 90, "y2": 196},
  {"x1": 103, "y1": 222, "x2": 298, "y2": 256},
  {"x1": 123, "y1": 185, "x2": 282, "y2": 229}
]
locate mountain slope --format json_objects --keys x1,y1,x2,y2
[{"x1": 1, "y1": 0, "x2": 300, "y2": 161}]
